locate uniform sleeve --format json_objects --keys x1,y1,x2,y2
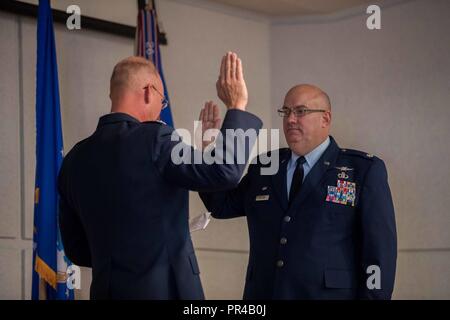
[
  {"x1": 58, "y1": 160, "x2": 92, "y2": 268},
  {"x1": 357, "y1": 158, "x2": 397, "y2": 299},
  {"x1": 199, "y1": 165, "x2": 254, "y2": 219},
  {"x1": 152, "y1": 109, "x2": 263, "y2": 192}
]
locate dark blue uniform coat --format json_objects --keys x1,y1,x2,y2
[
  {"x1": 200, "y1": 136, "x2": 397, "y2": 299},
  {"x1": 58, "y1": 110, "x2": 262, "y2": 299}
]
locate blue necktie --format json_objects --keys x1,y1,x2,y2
[{"x1": 289, "y1": 156, "x2": 306, "y2": 205}]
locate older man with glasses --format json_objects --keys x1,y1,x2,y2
[{"x1": 200, "y1": 84, "x2": 397, "y2": 300}]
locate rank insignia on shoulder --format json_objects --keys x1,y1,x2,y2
[
  {"x1": 326, "y1": 179, "x2": 356, "y2": 207},
  {"x1": 255, "y1": 195, "x2": 270, "y2": 201}
]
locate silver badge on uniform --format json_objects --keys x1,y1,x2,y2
[{"x1": 255, "y1": 195, "x2": 270, "y2": 201}]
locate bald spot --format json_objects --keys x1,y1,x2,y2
[
  {"x1": 285, "y1": 84, "x2": 331, "y2": 111},
  {"x1": 110, "y1": 56, "x2": 158, "y2": 100}
]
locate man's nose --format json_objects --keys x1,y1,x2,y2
[{"x1": 286, "y1": 111, "x2": 297, "y2": 124}]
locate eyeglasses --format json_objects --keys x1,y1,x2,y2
[
  {"x1": 277, "y1": 105, "x2": 327, "y2": 118},
  {"x1": 144, "y1": 84, "x2": 169, "y2": 109}
]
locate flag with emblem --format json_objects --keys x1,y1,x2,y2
[
  {"x1": 32, "y1": 0, "x2": 74, "y2": 300},
  {"x1": 135, "y1": 0, "x2": 174, "y2": 126}
]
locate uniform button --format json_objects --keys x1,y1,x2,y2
[
  {"x1": 276, "y1": 260, "x2": 284, "y2": 268},
  {"x1": 280, "y1": 237, "x2": 287, "y2": 245},
  {"x1": 284, "y1": 216, "x2": 291, "y2": 222}
]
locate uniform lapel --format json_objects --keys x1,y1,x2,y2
[{"x1": 271, "y1": 149, "x2": 291, "y2": 211}]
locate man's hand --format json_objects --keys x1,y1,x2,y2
[
  {"x1": 195, "y1": 101, "x2": 221, "y2": 150},
  {"x1": 216, "y1": 52, "x2": 248, "y2": 110}
]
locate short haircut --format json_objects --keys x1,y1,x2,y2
[{"x1": 110, "y1": 56, "x2": 158, "y2": 98}]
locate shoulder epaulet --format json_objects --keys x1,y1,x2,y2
[
  {"x1": 72, "y1": 137, "x2": 90, "y2": 149},
  {"x1": 256, "y1": 148, "x2": 289, "y2": 161},
  {"x1": 279, "y1": 147, "x2": 291, "y2": 156},
  {"x1": 249, "y1": 148, "x2": 289, "y2": 168},
  {"x1": 63, "y1": 137, "x2": 90, "y2": 160},
  {"x1": 340, "y1": 148, "x2": 375, "y2": 160}
]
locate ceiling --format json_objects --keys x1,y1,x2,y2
[{"x1": 208, "y1": 0, "x2": 381, "y2": 17}]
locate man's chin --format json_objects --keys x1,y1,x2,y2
[
  {"x1": 286, "y1": 133, "x2": 302, "y2": 143},
  {"x1": 286, "y1": 136, "x2": 303, "y2": 149}
]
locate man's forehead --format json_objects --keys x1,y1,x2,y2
[{"x1": 284, "y1": 89, "x2": 322, "y2": 105}]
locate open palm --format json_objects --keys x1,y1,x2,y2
[{"x1": 196, "y1": 101, "x2": 221, "y2": 150}]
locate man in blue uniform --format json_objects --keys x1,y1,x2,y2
[
  {"x1": 58, "y1": 53, "x2": 262, "y2": 299},
  {"x1": 200, "y1": 84, "x2": 397, "y2": 299}
]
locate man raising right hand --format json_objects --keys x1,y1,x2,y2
[{"x1": 58, "y1": 52, "x2": 262, "y2": 300}]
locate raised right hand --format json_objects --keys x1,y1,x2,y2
[{"x1": 216, "y1": 52, "x2": 248, "y2": 111}]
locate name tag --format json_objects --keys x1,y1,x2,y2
[{"x1": 255, "y1": 195, "x2": 270, "y2": 201}]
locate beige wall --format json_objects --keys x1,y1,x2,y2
[
  {"x1": 271, "y1": 0, "x2": 450, "y2": 299},
  {"x1": 1, "y1": 0, "x2": 449, "y2": 299}
]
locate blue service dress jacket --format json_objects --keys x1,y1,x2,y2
[
  {"x1": 200, "y1": 136, "x2": 397, "y2": 299},
  {"x1": 58, "y1": 109, "x2": 263, "y2": 299}
]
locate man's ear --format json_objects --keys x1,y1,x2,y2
[
  {"x1": 144, "y1": 86, "x2": 150, "y2": 104},
  {"x1": 322, "y1": 111, "x2": 332, "y2": 127}
]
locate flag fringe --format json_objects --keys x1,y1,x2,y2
[{"x1": 35, "y1": 255, "x2": 57, "y2": 289}]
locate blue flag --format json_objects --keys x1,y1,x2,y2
[
  {"x1": 32, "y1": 0, "x2": 74, "y2": 300},
  {"x1": 136, "y1": 4, "x2": 174, "y2": 127}
]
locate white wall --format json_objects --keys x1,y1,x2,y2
[
  {"x1": 271, "y1": 0, "x2": 450, "y2": 299},
  {"x1": 0, "y1": 11, "x2": 22, "y2": 300}
]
